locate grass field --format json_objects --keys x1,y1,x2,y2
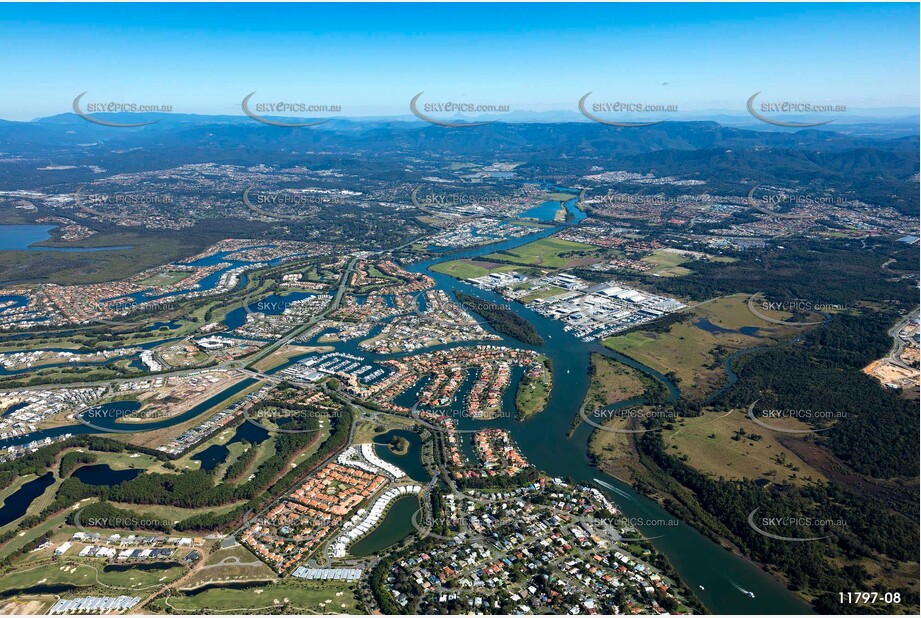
[
  {"x1": 661, "y1": 408, "x2": 825, "y2": 485},
  {"x1": 515, "y1": 358, "x2": 551, "y2": 421},
  {"x1": 507, "y1": 221, "x2": 553, "y2": 229},
  {"x1": 288, "y1": 423, "x2": 331, "y2": 469},
  {"x1": 640, "y1": 249, "x2": 693, "y2": 277},
  {"x1": 214, "y1": 440, "x2": 252, "y2": 479},
  {"x1": 107, "y1": 500, "x2": 246, "y2": 524},
  {"x1": 0, "y1": 473, "x2": 35, "y2": 508},
  {"x1": 96, "y1": 562, "x2": 187, "y2": 589},
  {"x1": 519, "y1": 285, "x2": 567, "y2": 303},
  {"x1": 592, "y1": 294, "x2": 821, "y2": 483},
  {"x1": 0, "y1": 470, "x2": 64, "y2": 537},
  {"x1": 78, "y1": 449, "x2": 159, "y2": 472},
  {"x1": 588, "y1": 418, "x2": 642, "y2": 483},
  {"x1": 484, "y1": 237, "x2": 597, "y2": 268},
  {"x1": 159, "y1": 425, "x2": 246, "y2": 474},
  {"x1": 583, "y1": 354, "x2": 648, "y2": 411},
  {"x1": 181, "y1": 545, "x2": 275, "y2": 589},
  {"x1": 604, "y1": 328, "x2": 723, "y2": 397},
  {"x1": 0, "y1": 504, "x2": 76, "y2": 561},
  {"x1": 588, "y1": 403, "x2": 827, "y2": 487},
  {"x1": 703, "y1": 294, "x2": 800, "y2": 329},
  {"x1": 603, "y1": 294, "x2": 802, "y2": 399},
  {"x1": 352, "y1": 416, "x2": 417, "y2": 445},
  {"x1": 250, "y1": 345, "x2": 334, "y2": 373},
  {"x1": 165, "y1": 581, "x2": 360, "y2": 614},
  {"x1": 544, "y1": 192, "x2": 577, "y2": 201},
  {"x1": 515, "y1": 376, "x2": 550, "y2": 421},
  {"x1": 0, "y1": 563, "x2": 97, "y2": 594},
  {"x1": 430, "y1": 259, "x2": 519, "y2": 280}
]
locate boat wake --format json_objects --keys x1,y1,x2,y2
[
  {"x1": 728, "y1": 578, "x2": 756, "y2": 598},
  {"x1": 593, "y1": 478, "x2": 638, "y2": 503}
]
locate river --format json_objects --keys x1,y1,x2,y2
[
  {"x1": 398, "y1": 194, "x2": 811, "y2": 614},
  {"x1": 0, "y1": 196, "x2": 810, "y2": 613}
]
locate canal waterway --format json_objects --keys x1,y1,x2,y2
[
  {"x1": 0, "y1": 196, "x2": 810, "y2": 613},
  {"x1": 398, "y1": 195, "x2": 810, "y2": 614}
]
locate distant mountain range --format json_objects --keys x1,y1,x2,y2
[
  {"x1": 1, "y1": 107, "x2": 918, "y2": 137},
  {"x1": 1, "y1": 112, "x2": 918, "y2": 151},
  {"x1": 0, "y1": 113, "x2": 916, "y2": 215}
]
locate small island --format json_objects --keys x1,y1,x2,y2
[
  {"x1": 515, "y1": 357, "x2": 553, "y2": 421},
  {"x1": 454, "y1": 291, "x2": 544, "y2": 346},
  {"x1": 388, "y1": 435, "x2": 410, "y2": 455}
]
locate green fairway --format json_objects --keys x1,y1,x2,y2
[
  {"x1": 0, "y1": 563, "x2": 97, "y2": 594},
  {"x1": 166, "y1": 581, "x2": 361, "y2": 613},
  {"x1": 0, "y1": 561, "x2": 186, "y2": 594}
]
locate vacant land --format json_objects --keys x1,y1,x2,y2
[
  {"x1": 181, "y1": 545, "x2": 275, "y2": 590},
  {"x1": 250, "y1": 345, "x2": 334, "y2": 373},
  {"x1": 662, "y1": 408, "x2": 825, "y2": 486},
  {"x1": 544, "y1": 192, "x2": 577, "y2": 202},
  {"x1": 587, "y1": 409, "x2": 650, "y2": 484},
  {"x1": 137, "y1": 270, "x2": 194, "y2": 287},
  {"x1": 518, "y1": 284, "x2": 567, "y2": 303},
  {"x1": 352, "y1": 416, "x2": 417, "y2": 445},
  {"x1": 484, "y1": 237, "x2": 597, "y2": 269},
  {"x1": 640, "y1": 249, "x2": 693, "y2": 277},
  {"x1": 0, "y1": 596, "x2": 51, "y2": 615},
  {"x1": 583, "y1": 354, "x2": 648, "y2": 412},
  {"x1": 639, "y1": 249, "x2": 736, "y2": 278},
  {"x1": 430, "y1": 259, "x2": 519, "y2": 280},
  {"x1": 604, "y1": 294, "x2": 802, "y2": 399},
  {"x1": 120, "y1": 379, "x2": 265, "y2": 450}
]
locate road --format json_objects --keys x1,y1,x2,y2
[
  {"x1": 243, "y1": 254, "x2": 361, "y2": 367},
  {"x1": 6, "y1": 254, "x2": 360, "y2": 396},
  {"x1": 884, "y1": 309, "x2": 919, "y2": 370}
]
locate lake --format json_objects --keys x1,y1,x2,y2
[
  {"x1": 0, "y1": 472, "x2": 55, "y2": 527},
  {"x1": 0, "y1": 225, "x2": 132, "y2": 252},
  {"x1": 348, "y1": 495, "x2": 421, "y2": 557},
  {"x1": 71, "y1": 463, "x2": 143, "y2": 486}
]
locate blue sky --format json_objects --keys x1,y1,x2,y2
[{"x1": 0, "y1": 2, "x2": 917, "y2": 120}]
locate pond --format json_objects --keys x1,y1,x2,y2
[
  {"x1": 71, "y1": 464, "x2": 143, "y2": 486},
  {"x1": 0, "y1": 471, "x2": 55, "y2": 527},
  {"x1": 348, "y1": 495, "x2": 420, "y2": 557},
  {"x1": 372, "y1": 429, "x2": 429, "y2": 482}
]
